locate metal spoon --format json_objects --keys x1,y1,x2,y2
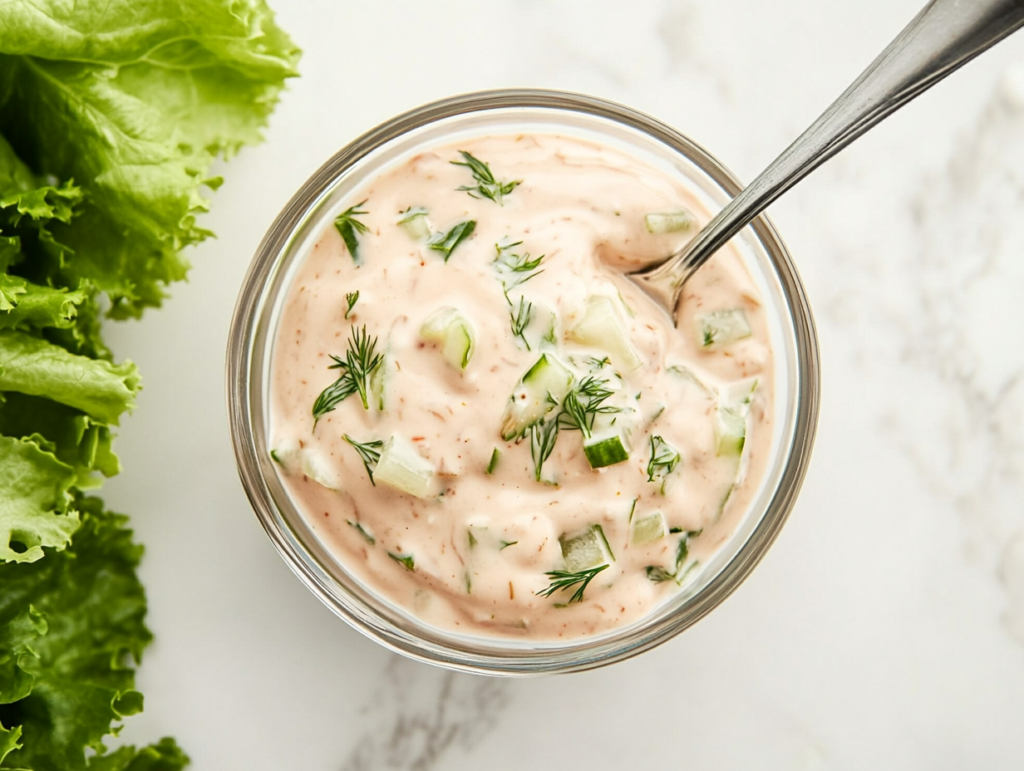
[{"x1": 630, "y1": 0, "x2": 1024, "y2": 317}]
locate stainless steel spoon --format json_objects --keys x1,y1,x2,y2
[{"x1": 630, "y1": 0, "x2": 1024, "y2": 317}]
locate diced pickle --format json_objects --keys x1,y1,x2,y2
[
  {"x1": 631, "y1": 512, "x2": 667, "y2": 545},
  {"x1": 698, "y1": 309, "x2": 752, "y2": 347},
  {"x1": 375, "y1": 436, "x2": 435, "y2": 498},
  {"x1": 560, "y1": 526, "x2": 612, "y2": 572},
  {"x1": 568, "y1": 295, "x2": 643, "y2": 372},
  {"x1": 500, "y1": 353, "x2": 574, "y2": 440},
  {"x1": 583, "y1": 431, "x2": 630, "y2": 469}
]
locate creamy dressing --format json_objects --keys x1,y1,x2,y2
[{"x1": 268, "y1": 133, "x2": 773, "y2": 640}]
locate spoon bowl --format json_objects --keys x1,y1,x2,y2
[{"x1": 630, "y1": 0, "x2": 1024, "y2": 319}]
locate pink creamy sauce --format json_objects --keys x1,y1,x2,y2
[{"x1": 268, "y1": 133, "x2": 773, "y2": 640}]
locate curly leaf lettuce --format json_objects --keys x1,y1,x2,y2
[
  {"x1": 0, "y1": 331, "x2": 140, "y2": 425},
  {"x1": 0, "y1": 501, "x2": 189, "y2": 771},
  {"x1": 0, "y1": 0, "x2": 298, "y2": 765},
  {"x1": 0, "y1": 0, "x2": 301, "y2": 318},
  {"x1": 0, "y1": 436, "x2": 78, "y2": 564}
]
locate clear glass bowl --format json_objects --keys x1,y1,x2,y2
[{"x1": 226, "y1": 89, "x2": 820, "y2": 675}]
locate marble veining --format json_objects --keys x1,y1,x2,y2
[{"x1": 339, "y1": 659, "x2": 509, "y2": 771}]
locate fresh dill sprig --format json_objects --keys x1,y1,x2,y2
[
  {"x1": 493, "y1": 240, "x2": 544, "y2": 293},
  {"x1": 343, "y1": 434, "x2": 384, "y2": 485},
  {"x1": 346, "y1": 325, "x2": 383, "y2": 410},
  {"x1": 529, "y1": 416, "x2": 559, "y2": 482},
  {"x1": 509, "y1": 295, "x2": 533, "y2": 350},
  {"x1": 427, "y1": 220, "x2": 476, "y2": 262},
  {"x1": 334, "y1": 200, "x2": 370, "y2": 263},
  {"x1": 536, "y1": 564, "x2": 609, "y2": 604},
  {"x1": 646, "y1": 435, "x2": 681, "y2": 492},
  {"x1": 346, "y1": 519, "x2": 375, "y2": 545},
  {"x1": 558, "y1": 376, "x2": 617, "y2": 438},
  {"x1": 586, "y1": 355, "x2": 612, "y2": 371},
  {"x1": 311, "y1": 364, "x2": 359, "y2": 426},
  {"x1": 311, "y1": 324, "x2": 384, "y2": 424},
  {"x1": 644, "y1": 530, "x2": 701, "y2": 585},
  {"x1": 452, "y1": 151, "x2": 521, "y2": 205},
  {"x1": 344, "y1": 291, "x2": 359, "y2": 319},
  {"x1": 388, "y1": 552, "x2": 416, "y2": 571}
]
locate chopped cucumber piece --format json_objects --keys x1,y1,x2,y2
[
  {"x1": 645, "y1": 209, "x2": 695, "y2": 234},
  {"x1": 301, "y1": 450, "x2": 343, "y2": 491},
  {"x1": 583, "y1": 431, "x2": 630, "y2": 469},
  {"x1": 568, "y1": 295, "x2": 643, "y2": 372},
  {"x1": 698, "y1": 309, "x2": 752, "y2": 347},
  {"x1": 632, "y1": 512, "x2": 667, "y2": 545},
  {"x1": 369, "y1": 352, "x2": 387, "y2": 411},
  {"x1": 397, "y1": 206, "x2": 431, "y2": 240},
  {"x1": 374, "y1": 435, "x2": 435, "y2": 498},
  {"x1": 500, "y1": 353, "x2": 574, "y2": 441},
  {"x1": 715, "y1": 381, "x2": 757, "y2": 457},
  {"x1": 667, "y1": 364, "x2": 715, "y2": 396},
  {"x1": 560, "y1": 526, "x2": 613, "y2": 572},
  {"x1": 420, "y1": 307, "x2": 475, "y2": 369}
]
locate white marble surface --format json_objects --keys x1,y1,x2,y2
[{"x1": 104, "y1": 0, "x2": 1024, "y2": 767}]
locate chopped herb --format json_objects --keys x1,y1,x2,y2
[
  {"x1": 536, "y1": 564, "x2": 609, "y2": 604},
  {"x1": 558, "y1": 376, "x2": 617, "y2": 438},
  {"x1": 509, "y1": 295, "x2": 534, "y2": 350},
  {"x1": 647, "y1": 435, "x2": 681, "y2": 493},
  {"x1": 593, "y1": 523, "x2": 615, "y2": 562},
  {"x1": 628, "y1": 497, "x2": 639, "y2": 524},
  {"x1": 397, "y1": 206, "x2": 428, "y2": 224},
  {"x1": 311, "y1": 363, "x2": 358, "y2": 426},
  {"x1": 346, "y1": 519, "x2": 376, "y2": 545},
  {"x1": 499, "y1": 540, "x2": 518, "y2": 550},
  {"x1": 344, "y1": 290, "x2": 359, "y2": 319},
  {"x1": 468, "y1": 529, "x2": 478, "y2": 549},
  {"x1": 529, "y1": 416, "x2": 559, "y2": 482},
  {"x1": 311, "y1": 324, "x2": 383, "y2": 425},
  {"x1": 465, "y1": 571, "x2": 473, "y2": 593},
  {"x1": 486, "y1": 448, "x2": 501, "y2": 475},
  {"x1": 343, "y1": 434, "x2": 383, "y2": 485},
  {"x1": 452, "y1": 150, "x2": 521, "y2": 205},
  {"x1": 388, "y1": 552, "x2": 416, "y2": 571},
  {"x1": 644, "y1": 530, "x2": 701, "y2": 585},
  {"x1": 334, "y1": 200, "x2": 370, "y2": 263},
  {"x1": 427, "y1": 220, "x2": 476, "y2": 262},
  {"x1": 493, "y1": 240, "x2": 544, "y2": 293},
  {"x1": 586, "y1": 355, "x2": 612, "y2": 370}
]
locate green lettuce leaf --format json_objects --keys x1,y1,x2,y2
[
  {"x1": 0, "y1": 393, "x2": 121, "y2": 488},
  {"x1": 0, "y1": 276, "x2": 87, "y2": 332},
  {"x1": 86, "y1": 738, "x2": 190, "y2": 771},
  {"x1": 0, "y1": 331, "x2": 139, "y2": 425},
  {"x1": 0, "y1": 499, "x2": 174, "y2": 771},
  {"x1": 0, "y1": 435, "x2": 78, "y2": 564},
  {"x1": 0, "y1": 0, "x2": 301, "y2": 318}
]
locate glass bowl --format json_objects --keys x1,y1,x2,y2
[{"x1": 226, "y1": 89, "x2": 820, "y2": 675}]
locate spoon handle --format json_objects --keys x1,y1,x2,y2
[{"x1": 636, "y1": 0, "x2": 1024, "y2": 311}]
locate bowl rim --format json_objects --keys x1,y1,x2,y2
[{"x1": 226, "y1": 87, "x2": 820, "y2": 675}]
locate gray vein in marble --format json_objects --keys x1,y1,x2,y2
[{"x1": 339, "y1": 657, "x2": 509, "y2": 771}]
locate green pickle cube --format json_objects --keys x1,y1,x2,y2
[
  {"x1": 631, "y1": 512, "x2": 667, "y2": 545},
  {"x1": 698, "y1": 309, "x2": 752, "y2": 347},
  {"x1": 560, "y1": 526, "x2": 613, "y2": 572},
  {"x1": 583, "y1": 431, "x2": 630, "y2": 469}
]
